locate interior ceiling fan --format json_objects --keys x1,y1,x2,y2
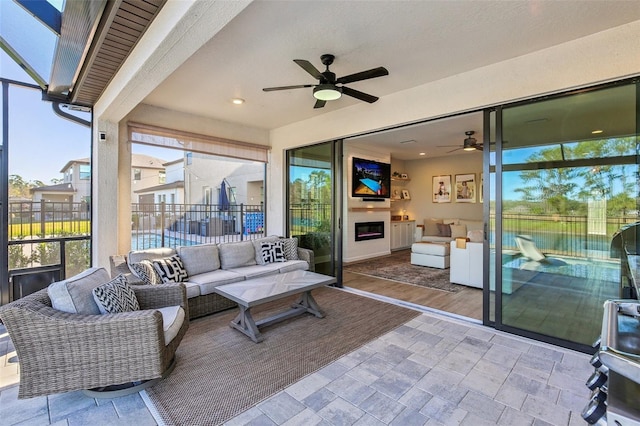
[
  {"x1": 262, "y1": 54, "x2": 389, "y2": 109},
  {"x1": 439, "y1": 131, "x2": 484, "y2": 153}
]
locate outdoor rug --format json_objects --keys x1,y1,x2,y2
[
  {"x1": 145, "y1": 286, "x2": 420, "y2": 425},
  {"x1": 344, "y1": 249, "x2": 464, "y2": 293}
]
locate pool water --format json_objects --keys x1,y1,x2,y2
[
  {"x1": 132, "y1": 233, "x2": 196, "y2": 250},
  {"x1": 504, "y1": 256, "x2": 620, "y2": 283}
]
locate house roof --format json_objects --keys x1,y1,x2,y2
[
  {"x1": 59, "y1": 157, "x2": 89, "y2": 173},
  {"x1": 134, "y1": 180, "x2": 184, "y2": 194},
  {"x1": 30, "y1": 183, "x2": 75, "y2": 193},
  {"x1": 131, "y1": 154, "x2": 167, "y2": 170}
]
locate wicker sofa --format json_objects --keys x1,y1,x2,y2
[
  {"x1": 110, "y1": 236, "x2": 315, "y2": 320},
  {"x1": 0, "y1": 268, "x2": 189, "y2": 399}
]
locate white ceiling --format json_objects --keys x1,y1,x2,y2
[{"x1": 142, "y1": 1, "x2": 640, "y2": 158}]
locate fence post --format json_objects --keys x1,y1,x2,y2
[
  {"x1": 40, "y1": 200, "x2": 46, "y2": 236},
  {"x1": 240, "y1": 203, "x2": 245, "y2": 241},
  {"x1": 160, "y1": 201, "x2": 165, "y2": 247}
]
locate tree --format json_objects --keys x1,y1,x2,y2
[{"x1": 9, "y1": 174, "x2": 45, "y2": 198}]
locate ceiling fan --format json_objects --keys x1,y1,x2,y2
[
  {"x1": 439, "y1": 131, "x2": 484, "y2": 153},
  {"x1": 262, "y1": 54, "x2": 389, "y2": 109}
]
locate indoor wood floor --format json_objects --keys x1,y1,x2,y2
[{"x1": 342, "y1": 270, "x2": 483, "y2": 321}]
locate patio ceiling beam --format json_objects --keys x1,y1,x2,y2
[{"x1": 14, "y1": 0, "x2": 61, "y2": 36}]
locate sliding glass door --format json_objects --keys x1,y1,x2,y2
[
  {"x1": 490, "y1": 81, "x2": 639, "y2": 350},
  {"x1": 286, "y1": 141, "x2": 342, "y2": 281}
]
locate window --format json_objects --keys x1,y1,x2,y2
[
  {"x1": 65, "y1": 167, "x2": 73, "y2": 182},
  {"x1": 159, "y1": 170, "x2": 166, "y2": 184},
  {"x1": 169, "y1": 193, "x2": 175, "y2": 204},
  {"x1": 203, "y1": 186, "x2": 212, "y2": 205},
  {"x1": 79, "y1": 164, "x2": 90, "y2": 180},
  {"x1": 186, "y1": 152, "x2": 192, "y2": 165},
  {"x1": 133, "y1": 169, "x2": 141, "y2": 181}
]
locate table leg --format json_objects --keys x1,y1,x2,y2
[
  {"x1": 229, "y1": 305, "x2": 263, "y2": 343},
  {"x1": 291, "y1": 290, "x2": 325, "y2": 318}
]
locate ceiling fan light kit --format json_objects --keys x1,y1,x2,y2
[
  {"x1": 263, "y1": 53, "x2": 388, "y2": 108},
  {"x1": 313, "y1": 84, "x2": 342, "y2": 101}
]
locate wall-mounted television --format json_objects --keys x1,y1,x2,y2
[{"x1": 351, "y1": 157, "x2": 391, "y2": 199}]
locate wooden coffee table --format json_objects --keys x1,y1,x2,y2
[{"x1": 212, "y1": 270, "x2": 337, "y2": 342}]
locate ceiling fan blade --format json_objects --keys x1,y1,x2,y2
[
  {"x1": 437, "y1": 145, "x2": 461, "y2": 148},
  {"x1": 336, "y1": 67, "x2": 389, "y2": 84},
  {"x1": 313, "y1": 99, "x2": 326, "y2": 109},
  {"x1": 293, "y1": 59, "x2": 323, "y2": 80},
  {"x1": 263, "y1": 84, "x2": 315, "y2": 92},
  {"x1": 341, "y1": 86, "x2": 378, "y2": 103},
  {"x1": 447, "y1": 147, "x2": 463, "y2": 153}
]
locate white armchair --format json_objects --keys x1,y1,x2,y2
[{"x1": 449, "y1": 241, "x2": 483, "y2": 288}]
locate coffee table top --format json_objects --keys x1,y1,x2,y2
[{"x1": 213, "y1": 270, "x2": 336, "y2": 307}]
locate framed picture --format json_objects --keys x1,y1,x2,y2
[
  {"x1": 432, "y1": 175, "x2": 451, "y2": 203},
  {"x1": 392, "y1": 189, "x2": 402, "y2": 200},
  {"x1": 401, "y1": 189, "x2": 411, "y2": 200},
  {"x1": 400, "y1": 173, "x2": 409, "y2": 179},
  {"x1": 455, "y1": 173, "x2": 476, "y2": 203}
]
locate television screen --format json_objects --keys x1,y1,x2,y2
[{"x1": 351, "y1": 157, "x2": 391, "y2": 198}]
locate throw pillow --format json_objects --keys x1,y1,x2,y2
[
  {"x1": 48, "y1": 267, "x2": 111, "y2": 315},
  {"x1": 280, "y1": 237, "x2": 299, "y2": 260},
  {"x1": 423, "y1": 218, "x2": 442, "y2": 236},
  {"x1": 153, "y1": 255, "x2": 189, "y2": 283},
  {"x1": 92, "y1": 274, "x2": 140, "y2": 314},
  {"x1": 450, "y1": 224, "x2": 467, "y2": 239},
  {"x1": 467, "y1": 229, "x2": 484, "y2": 242},
  {"x1": 261, "y1": 241, "x2": 286, "y2": 263},
  {"x1": 129, "y1": 260, "x2": 161, "y2": 285},
  {"x1": 436, "y1": 223, "x2": 451, "y2": 237}
]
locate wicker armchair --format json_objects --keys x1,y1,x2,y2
[{"x1": 0, "y1": 282, "x2": 189, "y2": 399}]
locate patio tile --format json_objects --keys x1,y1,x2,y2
[
  {"x1": 224, "y1": 406, "x2": 264, "y2": 426},
  {"x1": 457, "y1": 390, "x2": 506, "y2": 423},
  {"x1": 257, "y1": 391, "x2": 305, "y2": 424},
  {"x1": 390, "y1": 407, "x2": 429, "y2": 426},
  {"x1": 521, "y1": 394, "x2": 571, "y2": 426},
  {"x1": 243, "y1": 414, "x2": 277, "y2": 426},
  {"x1": 482, "y1": 344, "x2": 521, "y2": 369},
  {"x1": 317, "y1": 397, "x2": 365, "y2": 425},
  {"x1": 48, "y1": 391, "x2": 95, "y2": 423},
  {"x1": 416, "y1": 367, "x2": 468, "y2": 405},
  {"x1": 420, "y1": 395, "x2": 468, "y2": 425},
  {"x1": 494, "y1": 383, "x2": 528, "y2": 410},
  {"x1": 0, "y1": 385, "x2": 48, "y2": 425},
  {"x1": 353, "y1": 413, "x2": 386, "y2": 426},
  {"x1": 497, "y1": 406, "x2": 534, "y2": 426},
  {"x1": 504, "y1": 372, "x2": 560, "y2": 404},
  {"x1": 302, "y1": 388, "x2": 337, "y2": 412},
  {"x1": 325, "y1": 374, "x2": 375, "y2": 406},
  {"x1": 527, "y1": 345, "x2": 564, "y2": 363},
  {"x1": 460, "y1": 359, "x2": 510, "y2": 398},
  {"x1": 285, "y1": 372, "x2": 331, "y2": 401},
  {"x1": 556, "y1": 389, "x2": 588, "y2": 413},
  {"x1": 354, "y1": 354, "x2": 395, "y2": 378},
  {"x1": 316, "y1": 360, "x2": 350, "y2": 381},
  {"x1": 65, "y1": 401, "x2": 119, "y2": 426},
  {"x1": 490, "y1": 334, "x2": 533, "y2": 353},
  {"x1": 358, "y1": 391, "x2": 406, "y2": 423},
  {"x1": 281, "y1": 408, "x2": 324, "y2": 426},
  {"x1": 374, "y1": 343, "x2": 414, "y2": 365}
]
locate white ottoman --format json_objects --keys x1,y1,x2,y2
[{"x1": 411, "y1": 242, "x2": 450, "y2": 269}]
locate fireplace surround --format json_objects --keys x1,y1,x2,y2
[{"x1": 355, "y1": 221, "x2": 385, "y2": 241}]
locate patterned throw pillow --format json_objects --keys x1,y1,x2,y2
[
  {"x1": 129, "y1": 260, "x2": 161, "y2": 285},
  {"x1": 280, "y1": 237, "x2": 299, "y2": 260},
  {"x1": 437, "y1": 223, "x2": 451, "y2": 237},
  {"x1": 92, "y1": 274, "x2": 140, "y2": 314},
  {"x1": 261, "y1": 241, "x2": 286, "y2": 263},
  {"x1": 153, "y1": 255, "x2": 189, "y2": 283}
]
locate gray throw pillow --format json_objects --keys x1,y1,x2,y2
[
  {"x1": 92, "y1": 274, "x2": 140, "y2": 314},
  {"x1": 48, "y1": 267, "x2": 111, "y2": 315},
  {"x1": 280, "y1": 237, "x2": 299, "y2": 260}
]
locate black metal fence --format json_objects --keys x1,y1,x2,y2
[{"x1": 131, "y1": 202, "x2": 265, "y2": 250}]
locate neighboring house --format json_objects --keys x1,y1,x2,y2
[
  {"x1": 30, "y1": 182, "x2": 76, "y2": 203},
  {"x1": 130, "y1": 154, "x2": 167, "y2": 204}
]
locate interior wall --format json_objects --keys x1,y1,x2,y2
[
  {"x1": 343, "y1": 144, "x2": 391, "y2": 263},
  {"x1": 404, "y1": 153, "x2": 483, "y2": 224}
]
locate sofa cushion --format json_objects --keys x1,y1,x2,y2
[
  {"x1": 423, "y1": 218, "x2": 442, "y2": 236},
  {"x1": 177, "y1": 243, "x2": 220, "y2": 275},
  {"x1": 261, "y1": 241, "x2": 286, "y2": 263},
  {"x1": 128, "y1": 247, "x2": 176, "y2": 267},
  {"x1": 156, "y1": 305, "x2": 186, "y2": 345},
  {"x1": 129, "y1": 260, "x2": 161, "y2": 285},
  {"x1": 181, "y1": 281, "x2": 202, "y2": 298},
  {"x1": 251, "y1": 236, "x2": 280, "y2": 265},
  {"x1": 189, "y1": 270, "x2": 245, "y2": 295},
  {"x1": 460, "y1": 219, "x2": 483, "y2": 232},
  {"x1": 92, "y1": 274, "x2": 140, "y2": 314},
  {"x1": 228, "y1": 263, "x2": 282, "y2": 279},
  {"x1": 153, "y1": 255, "x2": 189, "y2": 283},
  {"x1": 278, "y1": 260, "x2": 310, "y2": 273},
  {"x1": 48, "y1": 267, "x2": 111, "y2": 315},
  {"x1": 421, "y1": 235, "x2": 454, "y2": 243},
  {"x1": 219, "y1": 240, "x2": 257, "y2": 269},
  {"x1": 450, "y1": 224, "x2": 467, "y2": 239},
  {"x1": 281, "y1": 237, "x2": 300, "y2": 260}
]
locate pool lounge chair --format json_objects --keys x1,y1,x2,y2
[{"x1": 515, "y1": 235, "x2": 547, "y2": 262}]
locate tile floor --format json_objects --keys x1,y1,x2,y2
[{"x1": 0, "y1": 293, "x2": 593, "y2": 425}]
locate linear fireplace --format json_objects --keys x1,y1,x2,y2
[{"x1": 355, "y1": 221, "x2": 385, "y2": 241}]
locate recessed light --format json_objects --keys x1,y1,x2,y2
[
  {"x1": 231, "y1": 98, "x2": 245, "y2": 105},
  {"x1": 591, "y1": 129, "x2": 603, "y2": 134},
  {"x1": 419, "y1": 152, "x2": 426, "y2": 156}
]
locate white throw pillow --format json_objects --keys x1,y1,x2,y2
[
  {"x1": 450, "y1": 224, "x2": 467, "y2": 239},
  {"x1": 467, "y1": 229, "x2": 484, "y2": 242}
]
